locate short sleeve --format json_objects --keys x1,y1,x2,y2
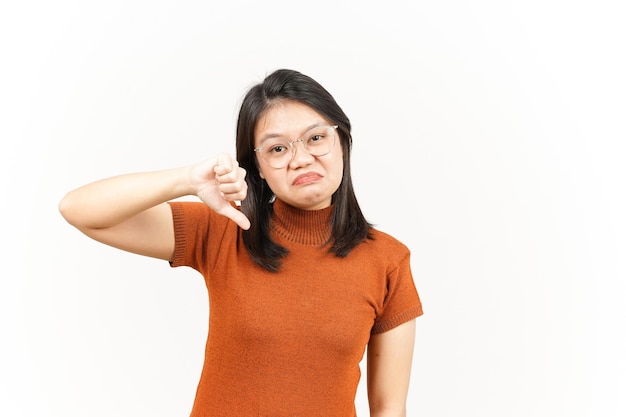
[
  {"x1": 168, "y1": 201, "x2": 212, "y2": 271},
  {"x1": 371, "y1": 252, "x2": 423, "y2": 334},
  {"x1": 168, "y1": 201, "x2": 242, "y2": 277}
]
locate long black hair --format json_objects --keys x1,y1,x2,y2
[{"x1": 236, "y1": 69, "x2": 372, "y2": 272}]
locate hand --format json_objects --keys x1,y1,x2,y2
[{"x1": 189, "y1": 154, "x2": 251, "y2": 230}]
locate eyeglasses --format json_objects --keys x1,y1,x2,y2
[{"x1": 254, "y1": 125, "x2": 338, "y2": 169}]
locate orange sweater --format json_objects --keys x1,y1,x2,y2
[{"x1": 169, "y1": 199, "x2": 422, "y2": 417}]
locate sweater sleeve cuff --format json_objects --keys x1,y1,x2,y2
[
  {"x1": 371, "y1": 305, "x2": 423, "y2": 335},
  {"x1": 168, "y1": 202, "x2": 187, "y2": 267}
]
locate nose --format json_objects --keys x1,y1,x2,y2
[{"x1": 289, "y1": 139, "x2": 314, "y2": 167}]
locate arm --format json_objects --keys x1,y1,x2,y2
[
  {"x1": 367, "y1": 319, "x2": 416, "y2": 417},
  {"x1": 58, "y1": 154, "x2": 249, "y2": 261}
]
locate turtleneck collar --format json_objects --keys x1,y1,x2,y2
[{"x1": 271, "y1": 198, "x2": 333, "y2": 246}]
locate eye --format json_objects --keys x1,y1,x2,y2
[
  {"x1": 267, "y1": 144, "x2": 289, "y2": 154},
  {"x1": 306, "y1": 131, "x2": 330, "y2": 146}
]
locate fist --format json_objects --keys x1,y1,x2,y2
[{"x1": 190, "y1": 154, "x2": 251, "y2": 230}]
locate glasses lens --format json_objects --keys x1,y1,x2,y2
[
  {"x1": 303, "y1": 125, "x2": 336, "y2": 156},
  {"x1": 261, "y1": 140, "x2": 291, "y2": 168}
]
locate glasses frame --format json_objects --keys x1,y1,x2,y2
[{"x1": 254, "y1": 125, "x2": 339, "y2": 169}]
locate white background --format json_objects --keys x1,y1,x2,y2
[{"x1": 2, "y1": 1, "x2": 625, "y2": 416}]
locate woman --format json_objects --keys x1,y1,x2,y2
[{"x1": 59, "y1": 69, "x2": 423, "y2": 416}]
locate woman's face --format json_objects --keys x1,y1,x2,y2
[{"x1": 254, "y1": 100, "x2": 344, "y2": 210}]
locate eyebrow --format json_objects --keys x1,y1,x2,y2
[{"x1": 258, "y1": 122, "x2": 327, "y2": 143}]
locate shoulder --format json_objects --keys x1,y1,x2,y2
[
  {"x1": 168, "y1": 200, "x2": 237, "y2": 233},
  {"x1": 368, "y1": 227, "x2": 410, "y2": 253},
  {"x1": 354, "y1": 227, "x2": 411, "y2": 266},
  {"x1": 169, "y1": 200, "x2": 214, "y2": 215},
  {"x1": 169, "y1": 200, "x2": 240, "y2": 219}
]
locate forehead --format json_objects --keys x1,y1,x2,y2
[{"x1": 255, "y1": 101, "x2": 329, "y2": 139}]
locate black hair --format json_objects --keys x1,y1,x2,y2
[{"x1": 236, "y1": 69, "x2": 372, "y2": 272}]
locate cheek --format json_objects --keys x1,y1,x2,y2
[{"x1": 260, "y1": 170, "x2": 284, "y2": 192}]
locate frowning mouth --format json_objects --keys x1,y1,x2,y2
[{"x1": 292, "y1": 172, "x2": 323, "y2": 186}]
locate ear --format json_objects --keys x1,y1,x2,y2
[{"x1": 258, "y1": 169, "x2": 265, "y2": 180}]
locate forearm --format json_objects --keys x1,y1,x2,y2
[
  {"x1": 367, "y1": 320, "x2": 415, "y2": 417},
  {"x1": 369, "y1": 402, "x2": 407, "y2": 417},
  {"x1": 59, "y1": 166, "x2": 194, "y2": 229},
  {"x1": 370, "y1": 409, "x2": 406, "y2": 417}
]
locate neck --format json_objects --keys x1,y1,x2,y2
[{"x1": 271, "y1": 199, "x2": 333, "y2": 245}]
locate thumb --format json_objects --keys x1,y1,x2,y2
[{"x1": 215, "y1": 204, "x2": 251, "y2": 230}]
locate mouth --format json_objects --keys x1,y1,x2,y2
[{"x1": 292, "y1": 172, "x2": 323, "y2": 186}]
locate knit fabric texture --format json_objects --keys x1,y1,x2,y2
[{"x1": 169, "y1": 199, "x2": 423, "y2": 417}]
